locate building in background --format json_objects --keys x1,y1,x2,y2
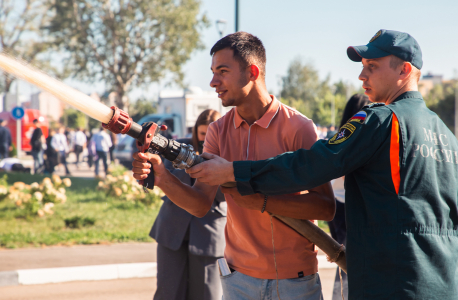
[
  {"x1": 158, "y1": 86, "x2": 231, "y2": 136},
  {"x1": 419, "y1": 72, "x2": 444, "y2": 96}
]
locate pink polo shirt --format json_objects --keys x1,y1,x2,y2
[{"x1": 204, "y1": 96, "x2": 319, "y2": 279}]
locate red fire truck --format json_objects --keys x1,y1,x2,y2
[{"x1": 0, "y1": 109, "x2": 49, "y2": 153}]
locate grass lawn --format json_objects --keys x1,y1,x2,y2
[{"x1": 0, "y1": 172, "x2": 161, "y2": 249}]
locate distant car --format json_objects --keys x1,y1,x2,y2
[{"x1": 113, "y1": 113, "x2": 182, "y2": 167}]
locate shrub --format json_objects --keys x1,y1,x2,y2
[
  {"x1": 98, "y1": 171, "x2": 163, "y2": 207},
  {"x1": 10, "y1": 175, "x2": 71, "y2": 217}
]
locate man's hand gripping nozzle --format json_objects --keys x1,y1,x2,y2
[{"x1": 102, "y1": 106, "x2": 212, "y2": 191}]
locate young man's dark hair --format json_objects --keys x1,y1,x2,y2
[{"x1": 210, "y1": 31, "x2": 267, "y2": 78}]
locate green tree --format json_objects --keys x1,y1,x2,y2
[
  {"x1": 129, "y1": 97, "x2": 156, "y2": 122},
  {"x1": 61, "y1": 108, "x2": 87, "y2": 128},
  {"x1": 426, "y1": 80, "x2": 457, "y2": 133},
  {"x1": 280, "y1": 58, "x2": 350, "y2": 127},
  {"x1": 45, "y1": 0, "x2": 209, "y2": 110},
  {"x1": 0, "y1": 0, "x2": 52, "y2": 97}
]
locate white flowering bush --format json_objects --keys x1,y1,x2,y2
[
  {"x1": 8, "y1": 175, "x2": 71, "y2": 217},
  {"x1": 98, "y1": 171, "x2": 163, "y2": 207}
]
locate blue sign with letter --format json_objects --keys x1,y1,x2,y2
[{"x1": 11, "y1": 106, "x2": 25, "y2": 120}]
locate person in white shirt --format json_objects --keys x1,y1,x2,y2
[
  {"x1": 92, "y1": 127, "x2": 112, "y2": 177},
  {"x1": 51, "y1": 126, "x2": 70, "y2": 175},
  {"x1": 72, "y1": 127, "x2": 87, "y2": 168}
]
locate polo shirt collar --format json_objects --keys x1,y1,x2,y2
[{"x1": 233, "y1": 96, "x2": 280, "y2": 129}]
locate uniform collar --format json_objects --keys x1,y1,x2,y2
[
  {"x1": 233, "y1": 96, "x2": 280, "y2": 129},
  {"x1": 392, "y1": 91, "x2": 423, "y2": 103}
]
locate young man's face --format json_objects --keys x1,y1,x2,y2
[
  {"x1": 210, "y1": 48, "x2": 251, "y2": 107},
  {"x1": 359, "y1": 56, "x2": 400, "y2": 103}
]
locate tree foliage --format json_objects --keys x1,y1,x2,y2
[
  {"x1": 0, "y1": 0, "x2": 52, "y2": 93},
  {"x1": 45, "y1": 0, "x2": 209, "y2": 110},
  {"x1": 425, "y1": 80, "x2": 457, "y2": 133},
  {"x1": 129, "y1": 97, "x2": 156, "y2": 122},
  {"x1": 280, "y1": 58, "x2": 353, "y2": 127},
  {"x1": 61, "y1": 108, "x2": 87, "y2": 129}
]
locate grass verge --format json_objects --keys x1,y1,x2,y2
[{"x1": 0, "y1": 173, "x2": 161, "y2": 249}]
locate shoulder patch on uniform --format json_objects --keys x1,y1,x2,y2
[
  {"x1": 349, "y1": 110, "x2": 367, "y2": 124},
  {"x1": 363, "y1": 102, "x2": 385, "y2": 109},
  {"x1": 328, "y1": 123, "x2": 356, "y2": 145}
]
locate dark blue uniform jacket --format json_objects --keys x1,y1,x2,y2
[{"x1": 234, "y1": 92, "x2": 458, "y2": 299}]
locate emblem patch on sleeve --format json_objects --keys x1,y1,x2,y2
[
  {"x1": 349, "y1": 111, "x2": 367, "y2": 124},
  {"x1": 329, "y1": 123, "x2": 356, "y2": 145}
]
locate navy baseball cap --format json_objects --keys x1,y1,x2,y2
[{"x1": 347, "y1": 29, "x2": 423, "y2": 69}]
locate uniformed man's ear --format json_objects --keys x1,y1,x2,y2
[
  {"x1": 399, "y1": 62, "x2": 413, "y2": 79},
  {"x1": 248, "y1": 65, "x2": 260, "y2": 81}
]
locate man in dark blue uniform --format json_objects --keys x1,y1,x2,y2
[{"x1": 187, "y1": 30, "x2": 458, "y2": 299}]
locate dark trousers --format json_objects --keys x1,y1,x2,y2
[
  {"x1": 155, "y1": 243, "x2": 223, "y2": 300},
  {"x1": 327, "y1": 200, "x2": 348, "y2": 300},
  {"x1": 58, "y1": 151, "x2": 70, "y2": 175},
  {"x1": 31, "y1": 150, "x2": 44, "y2": 173},
  {"x1": 74, "y1": 145, "x2": 83, "y2": 164},
  {"x1": 95, "y1": 151, "x2": 108, "y2": 176},
  {"x1": 0, "y1": 147, "x2": 8, "y2": 159}
]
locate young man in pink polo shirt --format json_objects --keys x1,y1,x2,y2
[{"x1": 132, "y1": 32, "x2": 335, "y2": 300}]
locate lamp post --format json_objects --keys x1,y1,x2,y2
[{"x1": 216, "y1": 19, "x2": 227, "y2": 38}]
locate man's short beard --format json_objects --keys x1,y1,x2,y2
[{"x1": 222, "y1": 98, "x2": 236, "y2": 107}]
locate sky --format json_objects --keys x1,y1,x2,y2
[{"x1": 16, "y1": 0, "x2": 458, "y2": 101}]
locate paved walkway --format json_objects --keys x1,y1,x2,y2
[{"x1": 0, "y1": 243, "x2": 156, "y2": 272}]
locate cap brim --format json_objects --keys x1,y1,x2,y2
[{"x1": 347, "y1": 44, "x2": 391, "y2": 62}]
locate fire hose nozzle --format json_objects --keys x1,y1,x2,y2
[{"x1": 102, "y1": 106, "x2": 133, "y2": 134}]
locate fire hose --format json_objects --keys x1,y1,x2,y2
[{"x1": 0, "y1": 53, "x2": 346, "y2": 273}]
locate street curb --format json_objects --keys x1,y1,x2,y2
[
  {"x1": 0, "y1": 256, "x2": 336, "y2": 287},
  {"x1": 0, "y1": 262, "x2": 157, "y2": 287}
]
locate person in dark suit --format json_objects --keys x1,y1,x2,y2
[
  {"x1": 150, "y1": 109, "x2": 226, "y2": 300},
  {"x1": 0, "y1": 119, "x2": 12, "y2": 159}
]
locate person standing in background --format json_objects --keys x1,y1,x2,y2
[
  {"x1": 72, "y1": 127, "x2": 87, "y2": 168},
  {"x1": 108, "y1": 131, "x2": 117, "y2": 164},
  {"x1": 93, "y1": 127, "x2": 112, "y2": 178},
  {"x1": 151, "y1": 109, "x2": 226, "y2": 300},
  {"x1": 0, "y1": 119, "x2": 12, "y2": 159},
  {"x1": 45, "y1": 129, "x2": 58, "y2": 174},
  {"x1": 51, "y1": 126, "x2": 71, "y2": 175},
  {"x1": 327, "y1": 93, "x2": 370, "y2": 300},
  {"x1": 30, "y1": 119, "x2": 45, "y2": 173}
]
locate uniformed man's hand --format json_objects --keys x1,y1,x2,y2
[
  {"x1": 132, "y1": 152, "x2": 169, "y2": 187},
  {"x1": 186, "y1": 153, "x2": 235, "y2": 186},
  {"x1": 221, "y1": 187, "x2": 264, "y2": 211}
]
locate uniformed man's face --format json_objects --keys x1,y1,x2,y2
[
  {"x1": 359, "y1": 56, "x2": 400, "y2": 103},
  {"x1": 210, "y1": 48, "x2": 252, "y2": 107}
]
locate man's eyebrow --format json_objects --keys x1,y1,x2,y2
[{"x1": 215, "y1": 64, "x2": 230, "y2": 70}]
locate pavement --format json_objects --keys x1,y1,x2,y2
[{"x1": 0, "y1": 242, "x2": 338, "y2": 300}]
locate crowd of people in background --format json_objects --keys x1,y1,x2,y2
[{"x1": 29, "y1": 123, "x2": 118, "y2": 178}]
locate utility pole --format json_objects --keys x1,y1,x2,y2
[
  {"x1": 235, "y1": 0, "x2": 239, "y2": 32},
  {"x1": 16, "y1": 81, "x2": 21, "y2": 159},
  {"x1": 455, "y1": 70, "x2": 458, "y2": 138}
]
